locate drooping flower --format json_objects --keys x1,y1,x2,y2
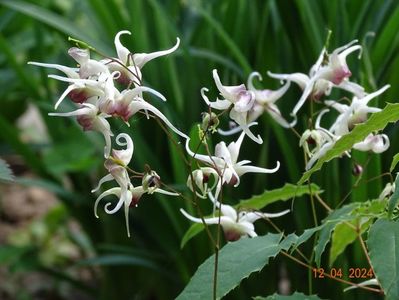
[
  {"x1": 187, "y1": 167, "x2": 221, "y2": 199},
  {"x1": 378, "y1": 182, "x2": 395, "y2": 201},
  {"x1": 353, "y1": 133, "x2": 390, "y2": 153},
  {"x1": 104, "y1": 30, "x2": 180, "y2": 86},
  {"x1": 49, "y1": 103, "x2": 113, "y2": 157},
  {"x1": 268, "y1": 40, "x2": 363, "y2": 116},
  {"x1": 185, "y1": 129, "x2": 280, "y2": 187},
  {"x1": 92, "y1": 133, "x2": 178, "y2": 237},
  {"x1": 94, "y1": 184, "x2": 178, "y2": 238},
  {"x1": 180, "y1": 193, "x2": 289, "y2": 241},
  {"x1": 247, "y1": 72, "x2": 296, "y2": 128},
  {"x1": 326, "y1": 84, "x2": 390, "y2": 136},
  {"x1": 27, "y1": 61, "x2": 106, "y2": 109},
  {"x1": 202, "y1": 70, "x2": 262, "y2": 144}
]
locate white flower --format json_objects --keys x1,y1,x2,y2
[
  {"x1": 104, "y1": 30, "x2": 180, "y2": 86},
  {"x1": 27, "y1": 61, "x2": 106, "y2": 109},
  {"x1": 92, "y1": 133, "x2": 178, "y2": 237},
  {"x1": 202, "y1": 70, "x2": 262, "y2": 144},
  {"x1": 247, "y1": 72, "x2": 296, "y2": 128},
  {"x1": 353, "y1": 133, "x2": 390, "y2": 153},
  {"x1": 303, "y1": 109, "x2": 345, "y2": 170},
  {"x1": 68, "y1": 47, "x2": 110, "y2": 79},
  {"x1": 185, "y1": 129, "x2": 280, "y2": 187},
  {"x1": 379, "y1": 182, "x2": 395, "y2": 201},
  {"x1": 326, "y1": 85, "x2": 390, "y2": 136},
  {"x1": 94, "y1": 184, "x2": 178, "y2": 238},
  {"x1": 268, "y1": 40, "x2": 364, "y2": 116},
  {"x1": 187, "y1": 167, "x2": 221, "y2": 199},
  {"x1": 180, "y1": 193, "x2": 289, "y2": 241},
  {"x1": 49, "y1": 103, "x2": 113, "y2": 157}
]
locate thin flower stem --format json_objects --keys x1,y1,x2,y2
[
  {"x1": 314, "y1": 194, "x2": 332, "y2": 212},
  {"x1": 146, "y1": 112, "x2": 220, "y2": 247},
  {"x1": 266, "y1": 218, "x2": 311, "y2": 264},
  {"x1": 280, "y1": 251, "x2": 383, "y2": 294},
  {"x1": 337, "y1": 155, "x2": 371, "y2": 208},
  {"x1": 357, "y1": 225, "x2": 375, "y2": 274},
  {"x1": 290, "y1": 126, "x2": 302, "y2": 139},
  {"x1": 309, "y1": 181, "x2": 318, "y2": 227}
]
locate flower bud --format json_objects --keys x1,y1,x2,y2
[
  {"x1": 352, "y1": 164, "x2": 363, "y2": 176},
  {"x1": 201, "y1": 112, "x2": 219, "y2": 133},
  {"x1": 142, "y1": 170, "x2": 161, "y2": 194}
]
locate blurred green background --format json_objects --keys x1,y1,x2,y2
[{"x1": 0, "y1": 0, "x2": 398, "y2": 299}]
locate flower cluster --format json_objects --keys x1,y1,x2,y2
[
  {"x1": 29, "y1": 31, "x2": 187, "y2": 158},
  {"x1": 31, "y1": 31, "x2": 388, "y2": 242},
  {"x1": 199, "y1": 41, "x2": 390, "y2": 172},
  {"x1": 30, "y1": 31, "x2": 187, "y2": 237}
]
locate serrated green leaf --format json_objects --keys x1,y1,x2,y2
[
  {"x1": 254, "y1": 291, "x2": 324, "y2": 300},
  {"x1": 281, "y1": 225, "x2": 324, "y2": 254},
  {"x1": 299, "y1": 103, "x2": 399, "y2": 185},
  {"x1": 176, "y1": 233, "x2": 283, "y2": 300},
  {"x1": 180, "y1": 223, "x2": 204, "y2": 249},
  {"x1": 330, "y1": 197, "x2": 389, "y2": 265},
  {"x1": 367, "y1": 219, "x2": 399, "y2": 299},
  {"x1": 238, "y1": 183, "x2": 322, "y2": 210},
  {"x1": 390, "y1": 153, "x2": 399, "y2": 172},
  {"x1": 388, "y1": 174, "x2": 399, "y2": 217},
  {"x1": 0, "y1": 158, "x2": 14, "y2": 182},
  {"x1": 329, "y1": 222, "x2": 358, "y2": 267},
  {"x1": 314, "y1": 203, "x2": 359, "y2": 267}
]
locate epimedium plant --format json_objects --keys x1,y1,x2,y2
[{"x1": 27, "y1": 28, "x2": 399, "y2": 300}]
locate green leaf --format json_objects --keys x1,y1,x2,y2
[
  {"x1": 0, "y1": 0, "x2": 110, "y2": 52},
  {"x1": 0, "y1": 158, "x2": 14, "y2": 182},
  {"x1": 390, "y1": 153, "x2": 399, "y2": 172},
  {"x1": 254, "y1": 291, "x2": 324, "y2": 299},
  {"x1": 176, "y1": 233, "x2": 283, "y2": 300},
  {"x1": 299, "y1": 103, "x2": 399, "y2": 185},
  {"x1": 43, "y1": 137, "x2": 101, "y2": 176},
  {"x1": 181, "y1": 223, "x2": 204, "y2": 249},
  {"x1": 280, "y1": 225, "x2": 324, "y2": 253},
  {"x1": 0, "y1": 245, "x2": 31, "y2": 265},
  {"x1": 77, "y1": 254, "x2": 158, "y2": 270},
  {"x1": 238, "y1": 183, "x2": 322, "y2": 210},
  {"x1": 329, "y1": 222, "x2": 358, "y2": 267},
  {"x1": 367, "y1": 219, "x2": 399, "y2": 299},
  {"x1": 388, "y1": 174, "x2": 399, "y2": 217},
  {"x1": 314, "y1": 203, "x2": 359, "y2": 267},
  {"x1": 330, "y1": 198, "x2": 388, "y2": 265}
]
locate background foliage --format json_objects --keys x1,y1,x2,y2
[{"x1": 1, "y1": 0, "x2": 398, "y2": 299}]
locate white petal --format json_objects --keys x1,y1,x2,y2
[
  {"x1": 343, "y1": 279, "x2": 379, "y2": 292},
  {"x1": 123, "y1": 86, "x2": 166, "y2": 102},
  {"x1": 185, "y1": 138, "x2": 214, "y2": 165},
  {"x1": 114, "y1": 30, "x2": 131, "y2": 64},
  {"x1": 267, "y1": 104, "x2": 297, "y2": 128},
  {"x1": 91, "y1": 173, "x2": 114, "y2": 193},
  {"x1": 112, "y1": 133, "x2": 134, "y2": 165},
  {"x1": 94, "y1": 187, "x2": 122, "y2": 218},
  {"x1": 201, "y1": 88, "x2": 231, "y2": 110},
  {"x1": 235, "y1": 160, "x2": 280, "y2": 176},
  {"x1": 133, "y1": 38, "x2": 180, "y2": 69},
  {"x1": 180, "y1": 208, "x2": 224, "y2": 224},
  {"x1": 267, "y1": 71, "x2": 309, "y2": 90},
  {"x1": 28, "y1": 61, "x2": 79, "y2": 79},
  {"x1": 129, "y1": 100, "x2": 188, "y2": 139}
]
